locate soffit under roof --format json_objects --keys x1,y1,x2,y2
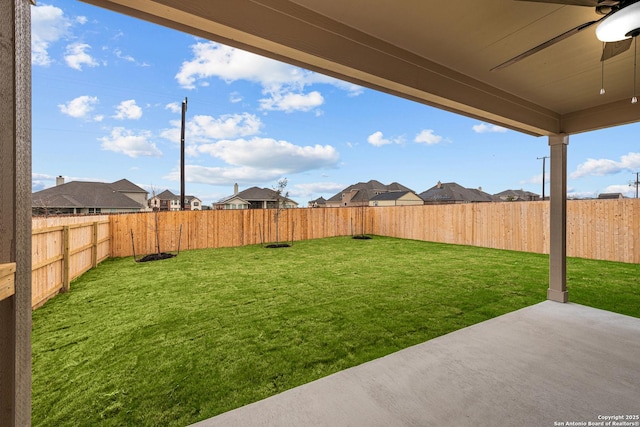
[{"x1": 82, "y1": 0, "x2": 640, "y2": 136}]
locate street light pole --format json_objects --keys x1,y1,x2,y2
[
  {"x1": 180, "y1": 97, "x2": 188, "y2": 211},
  {"x1": 537, "y1": 156, "x2": 549, "y2": 200}
]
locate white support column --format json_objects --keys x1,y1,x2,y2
[
  {"x1": 547, "y1": 134, "x2": 568, "y2": 303},
  {"x1": 0, "y1": 0, "x2": 32, "y2": 425}
]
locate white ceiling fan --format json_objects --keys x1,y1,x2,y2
[{"x1": 492, "y1": 0, "x2": 640, "y2": 71}]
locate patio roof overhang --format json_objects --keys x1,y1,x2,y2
[{"x1": 81, "y1": 0, "x2": 640, "y2": 136}]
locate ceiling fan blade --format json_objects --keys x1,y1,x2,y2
[
  {"x1": 515, "y1": 0, "x2": 599, "y2": 6},
  {"x1": 491, "y1": 19, "x2": 601, "y2": 71},
  {"x1": 601, "y1": 38, "x2": 633, "y2": 60}
]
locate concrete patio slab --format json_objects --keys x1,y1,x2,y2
[{"x1": 191, "y1": 301, "x2": 640, "y2": 427}]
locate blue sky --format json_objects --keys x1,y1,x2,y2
[{"x1": 31, "y1": 1, "x2": 640, "y2": 205}]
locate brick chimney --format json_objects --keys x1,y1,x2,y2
[
  {"x1": 234, "y1": 183, "x2": 239, "y2": 195},
  {"x1": 56, "y1": 175, "x2": 65, "y2": 186},
  {"x1": 436, "y1": 181, "x2": 442, "y2": 189}
]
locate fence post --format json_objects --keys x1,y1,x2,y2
[
  {"x1": 62, "y1": 226, "x2": 70, "y2": 292},
  {"x1": 92, "y1": 221, "x2": 98, "y2": 268}
]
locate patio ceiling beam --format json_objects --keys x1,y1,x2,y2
[
  {"x1": 81, "y1": 0, "x2": 560, "y2": 137},
  {"x1": 561, "y1": 99, "x2": 640, "y2": 135}
]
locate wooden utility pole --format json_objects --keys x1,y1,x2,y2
[
  {"x1": 537, "y1": 155, "x2": 549, "y2": 200},
  {"x1": 180, "y1": 97, "x2": 187, "y2": 210}
]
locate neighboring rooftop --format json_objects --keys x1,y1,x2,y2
[
  {"x1": 308, "y1": 197, "x2": 327, "y2": 207},
  {"x1": 216, "y1": 185, "x2": 298, "y2": 208},
  {"x1": 597, "y1": 193, "x2": 625, "y2": 199},
  {"x1": 327, "y1": 180, "x2": 414, "y2": 206},
  {"x1": 419, "y1": 182, "x2": 495, "y2": 204},
  {"x1": 32, "y1": 178, "x2": 147, "y2": 214},
  {"x1": 369, "y1": 191, "x2": 411, "y2": 201},
  {"x1": 153, "y1": 190, "x2": 199, "y2": 202},
  {"x1": 494, "y1": 189, "x2": 541, "y2": 202}
]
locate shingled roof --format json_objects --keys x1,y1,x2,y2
[
  {"x1": 32, "y1": 180, "x2": 147, "y2": 210},
  {"x1": 494, "y1": 189, "x2": 540, "y2": 201},
  {"x1": 152, "y1": 189, "x2": 200, "y2": 203},
  {"x1": 419, "y1": 182, "x2": 494, "y2": 203},
  {"x1": 327, "y1": 180, "x2": 413, "y2": 203},
  {"x1": 369, "y1": 191, "x2": 412, "y2": 201},
  {"x1": 111, "y1": 178, "x2": 148, "y2": 194},
  {"x1": 216, "y1": 186, "x2": 298, "y2": 205}
]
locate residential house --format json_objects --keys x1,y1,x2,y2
[
  {"x1": 185, "y1": 195, "x2": 203, "y2": 210},
  {"x1": 326, "y1": 180, "x2": 413, "y2": 207},
  {"x1": 494, "y1": 189, "x2": 541, "y2": 201},
  {"x1": 214, "y1": 183, "x2": 298, "y2": 210},
  {"x1": 148, "y1": 190, "x2": 203, "y2": 211},
  {"x1": 308, "y1": 197, "x2": 327, "y2": 208},
  {"x1": 598, "y1": 193, "x2": 625, "y2": 199},
  {"x1": 419, "y1": 181, "x2": 495, "y2": 204},
  {"x1": 369, "y1": 191, "x2": 424, "y2": 207},
  {"x1": 32, "y1": 176, "x2": 148, "y2": 215}
]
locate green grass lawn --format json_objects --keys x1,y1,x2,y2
[{"x1": 31, "y1": 236, "x2": 640, "y2": 426}]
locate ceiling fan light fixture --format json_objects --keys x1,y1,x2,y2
[{"x1": 596, "y1": 2, "x2": 640, "y2": 42}]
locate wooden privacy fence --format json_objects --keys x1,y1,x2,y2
[
  {"x1": 112, "y1": 208, "x2": 356, "y2": 257},
  {"x1": 31, "y1": 216, "x2": 110, "y2": 309},
  {"x1": 30, "y1": 199, "x2": 639, "y2": 309},
  {"x1": 110, "y1": 199, "x2": 640, "y2": 264}
]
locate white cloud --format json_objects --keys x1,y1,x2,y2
[
  {"x1": 291, "y1": 182, "x2": 345, "y2": 198},
  {"x1": 414, "y1": 129, "x2": 445, "y2": 145},
  {"x1": 367, "y1": 131, "x2": 403, "y2": 147},
  {"x1": 520, "y1": 173, "x2": 549, "y2": 185},
  {"x1": 31, "y1": 4, "x2": 71, "y2": 66},
  {"x1": 113, "y1": 99, "x2": 143, "y2": 120},
  {"x1": 601, "y1": 184, "x2": 636, "y2": 197},
  {"x1": 114, "y1": 48, "x2": 135, "y2": 62},
  {"x1": 567, "y1": 190, "x2": 597, "y2": 199},
  {"x1": 570, "y1": 152, "x2": 640, "y2": 179},
  {"x1": 165, "y1": 102, "x2": 181, "y2": 113},
  {"x1": 64, "y1": 42, "x2": 99, "y2": 70},
  {"x1": 99, "y1": 127, "x2": 162, "y2": 157},
  {"x1": 32, "y1": 172, "x2": 57, "y2": 192},
  {"x1": 164, "y1": 165, "x2": 283, "y2": 186},
  {"x1": 260, "y1": 90, "x2": 324, "y2": 113},
  {"x1": 76, "y1": 16, "x2": 88, "y2": 25},
  {"x1": 58, "y1": 95, "x2": 99, "y2": 119},
  {"x1": 368, "y1": 131, "x2": 391, "y2": 147},
  {"x1": 229, "y1": 92, "x2": 243, "y2": 103},
  {"x1": 196, "y1": 137, "x2": 340, "y2": 174},
  {"x1": 161, "y1": 113, "x2": 263, "y2": 144},
  {"x1": 175, "y1": 42, "x2": 361, "y2": 112},
  {"x1": 176, "y1": 42, "x2": 324, "y2": 88},
  {"x1": 472, "y1": 123, "x2": 508, "y2": 134}
]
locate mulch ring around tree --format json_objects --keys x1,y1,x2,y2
[
  {"x1": 137, "y1": 253, "x2": 177, "y2": 262},
  {"x1": 265, "y1": 243, "x2": 291, "y2": 248}
]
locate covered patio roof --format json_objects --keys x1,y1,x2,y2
[{"x1": 81, "y1": 0, "x2": 640, "y2": 136}]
